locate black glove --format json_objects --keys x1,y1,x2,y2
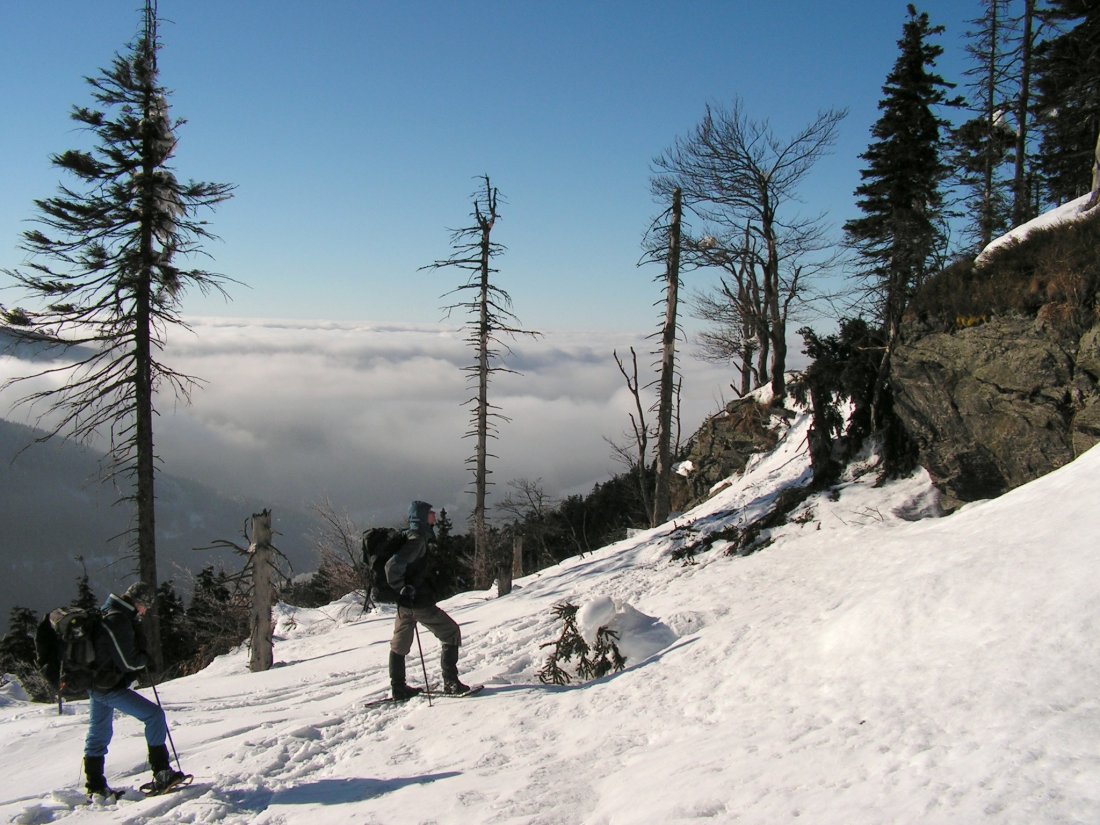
[{"x1": 397, "y1": 585, "x2": 416, "y2": 608}]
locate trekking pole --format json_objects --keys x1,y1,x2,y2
[
  {"x1": 149, "y1": 677, "x2": 183, "y2": 771},
  {"x1": 413, "y1": 623, "x2": 433, "y2": 706}
]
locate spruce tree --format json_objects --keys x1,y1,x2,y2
[
  {"x1": 953, "y1": 0, "x2": 1018, "y2": 248},
  {"x1": 1033, "y1": 0, "x2": 1100, "y2": 204},
  {"x1": 844, "y1": 5, "x2": 958, "y2": 430},
  {"x1": 845, "y1": 4, "x2": 958, "y2": 343},
  {"x1": 0, "y1": 2, "x2": 234, "y2": 667}
]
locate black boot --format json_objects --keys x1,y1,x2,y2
[
  {"x1": 441, "y1": 643, "x2": 470, "y2": 695},
  {"x1": 389, "y1": 651, "x2": 422, "y2": 701},
  {"x1": 148, "y1": 744, "x2": 187, "y2": 793},
  {"x1": 83, "y1": 755, "x2": 114, "y2": 799}
]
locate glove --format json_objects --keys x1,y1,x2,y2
[{"x1": 397, "y1": 585, "x2": 416, "y2": 608}]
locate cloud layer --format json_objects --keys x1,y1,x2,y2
[{"x1": 1, "y1": 317, "x2": 745, "y2": 531}]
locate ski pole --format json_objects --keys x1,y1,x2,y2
[
  {"x1": 150, "y1": 678, "x2": 183, "y2": 771},
  {"x1": 413, "y1": 622, "x2": 432, "y2": 706}
]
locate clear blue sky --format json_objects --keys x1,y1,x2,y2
[{"x1": 1, "y1": 1, "x2": 973, "y2": 335}]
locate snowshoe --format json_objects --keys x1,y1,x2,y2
[{"x1": 139, "y1": 769, "x2": 193, "y2": 797}]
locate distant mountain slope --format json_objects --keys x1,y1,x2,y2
[{"x1": 0, "y1": 418, "x2": 318, "y2": 631}]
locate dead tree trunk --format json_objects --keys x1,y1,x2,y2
[
  {"x1": 248, "y1": 509, "x2": 275, "y2": 672},
  {"x1": 652, "y1": 188, "x2": 682, "y2": 526},
  {"x1": 512, "y1": 533, "x2": 524, "y2": 579}
]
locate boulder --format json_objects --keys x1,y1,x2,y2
[
  {"x1": 891, "y1": 314, "x2": 1100, "y2": 510},
  {"x1": 670, "y1": 397, "x2": 790, "y2": 512}
]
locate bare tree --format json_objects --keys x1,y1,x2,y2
[
  {"x1": 652, "y1": 99, "x2": 846, "y2": 400},
  {"x1": 423, "y1": 176, "x2": 539, "y2": 588},
  {"x1": 0, "y1": 1, "x2": 234, "y2": 667},
  {"x1": 496, "y1": 478, "x2": 558, "y2": 571},
  {"x1": 612, "y1": 347, "x2": 654, "y2": 521},
  {"x1": 687, "y1": 226, "x2": 765, "y2": 397},
  {"x1": 651, "y1": 188, "x2": 682, "y2": 525},
  {"x1": 309, "y1": 498, "x2": 367, "y2": 602}
]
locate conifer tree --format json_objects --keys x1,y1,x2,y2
[
  {"x1": 1033, "y1": 0, "x2": 1100, "y2": 204},
  {"x1": 844, "y1": 4, "x2": 958, "y2": 422},
  {"x1": 71, "y1": 560, "x2": 98, "y2": 610},
  {"x1": 0, "y1": 2, "x2": 234, "y2": 667},
  {"x1": 953, "y1": 0, "x2": 1018, "y2": 248}
]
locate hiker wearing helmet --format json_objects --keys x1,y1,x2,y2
[
  {"x1": 385, "y1": 500, "x2": 471, "y2": 699},
  {"x1": 83, "y1": 581, "x2": 187, "y2": 799}
]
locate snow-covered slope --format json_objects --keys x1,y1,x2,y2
[
  {"x1": 2, "y1": 408, "x2": 1097, "y2": 824},
  {"x1": 976, "y1": 191, "x2": 1098, "y2": 265}
]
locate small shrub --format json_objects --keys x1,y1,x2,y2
[{"x1": 536, "y1": 602, "x2": 626, "y2": 685}]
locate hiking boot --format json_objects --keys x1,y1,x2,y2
[
  {"x1": 391, "y1": 682, "x2": 423, "y2": 701},
  {"x1": 84, "y1": 756, "x2": 115, "y2": 799},
  {"x1": 152, "y1": 769, "x2": 188, "y2": 793},
  {"x1": 86, "y1": 779, "x2": 118, "y2": 801},
  {"x1": 440, "y1": 643, "x2": 469, "y2": 694},
  {"x1": 389, "y1": 650, "x2": 422, "y2": 701},
  {"x1": 443, "y1": 679, "x2": 471, "y2": 695}
]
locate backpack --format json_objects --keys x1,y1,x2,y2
[
  {"x1": 34, "y1": 606, "x2": 103, "y2": 699},
  {"x1": 362, "y1": 527, "x2": 408, "y2": 603}
]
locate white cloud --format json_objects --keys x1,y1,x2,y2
[{"x1": 1, "y1": 316, "x2": 749, "y2": 532}]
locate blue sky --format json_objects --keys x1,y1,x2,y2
[{"x1": 1, "y1": 1, "x2": 973, "y2": 336}]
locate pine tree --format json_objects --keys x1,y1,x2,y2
[
  {"x1": 953, "y1": 0, "x2": 1018, "y2": 248},
  {"x1": 0, "y1": 2, "x2": 234, "y2": 668},
  {"x1": 155, "y1": 580, "x2": 194, "y2": 675},
  {"x1": 71, "y1": 558, "x2": 98, "y2": 609},
  {"x1": 1033, "y1": 0, "x2": 1100, "y2": 204},
  {"x1": 844, "y1": 4, "x2": 958, "y2": 424}
]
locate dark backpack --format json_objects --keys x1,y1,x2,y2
[
  {"x1": 34, "y1": 606, "x2": 103, "y2": 699},
  {"x1": 362, "y1": 527, "x2": 408, "y2": 603}
]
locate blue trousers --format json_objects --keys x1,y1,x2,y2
[{"x1": 84, "y1": 687, "x2": 167, "y2": 758}]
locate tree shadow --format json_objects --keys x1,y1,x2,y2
[
  {"x1": 209, "y1": 773, "x2": 461, "y2": 811},
  {"x1": 273, "y1": 774, "x2": 461, "y2": 805}
]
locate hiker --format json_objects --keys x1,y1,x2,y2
[
  {"x1": 83, "y1": 582, "x2": 186, "y2": 798},
  {"x1": 386, "y1": 500, "x2": 471, "y2": 698}
]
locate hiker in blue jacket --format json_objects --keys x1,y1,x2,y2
[
  {"x1": 386, "y1": 500, "x2": 471, "y2": 699},
  {"x1": 83, "y1": 582, "x2": 186, "y2": 798}
]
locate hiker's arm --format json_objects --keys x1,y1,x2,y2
[{"x1": 384, "y1": 536, "x2": 422, "y2": 591}]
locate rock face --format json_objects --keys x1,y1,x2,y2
[
  {"x1": 670, "y1": 397, "x2": 790, "y2": 513},
  {"x1": 891, "y1": 315, "x2": 1100, "y2": 510}
]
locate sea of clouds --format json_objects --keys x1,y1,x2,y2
[{"x1": 1, "y1": 316, "x2": 745, "y2": 531}]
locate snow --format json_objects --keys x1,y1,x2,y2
[
  {"x1": 976, "y1": 191, "x2": 1098, "y2": 265},
  {"x1": 1, "y1": 405, "x2": 1098, "y2": 824}
]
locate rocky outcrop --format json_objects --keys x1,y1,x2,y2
[
  {"x1": 669, "y1": 397, "x2": 791, "y2": 513},
  {"x1": 891, "y1": 315, "x2": 1100, "y2": 511}
]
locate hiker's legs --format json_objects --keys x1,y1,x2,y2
[
  {"x1": 389, "y1": 608, "x2": 417, "y2": 657},
  {"x1": 88, "y1": 687, "x2": 167, "y2": 749},
  {"x1": 413, "y1": 605, "x2": 467, "y2": 693},
  {"x1": 84, "y1": 693, "x2": 115, "y2": 758},
  {"x1": 418, "y1": 605, "x2": 461, "y2": 648}
]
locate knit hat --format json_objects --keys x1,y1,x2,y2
[{"x1": 124, "y1": 581, "x2": 154, "y2": 607}]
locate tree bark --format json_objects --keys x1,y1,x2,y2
[
  {"x1": 652, "y1": 188, "x2": 681, "y2": 526},
  {"x1": 249, "y1": 509, "x2": 275, "y2": 673},
  {"x1": 1013, "y1": 0, "x2": 1035, "y2": 226}
]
